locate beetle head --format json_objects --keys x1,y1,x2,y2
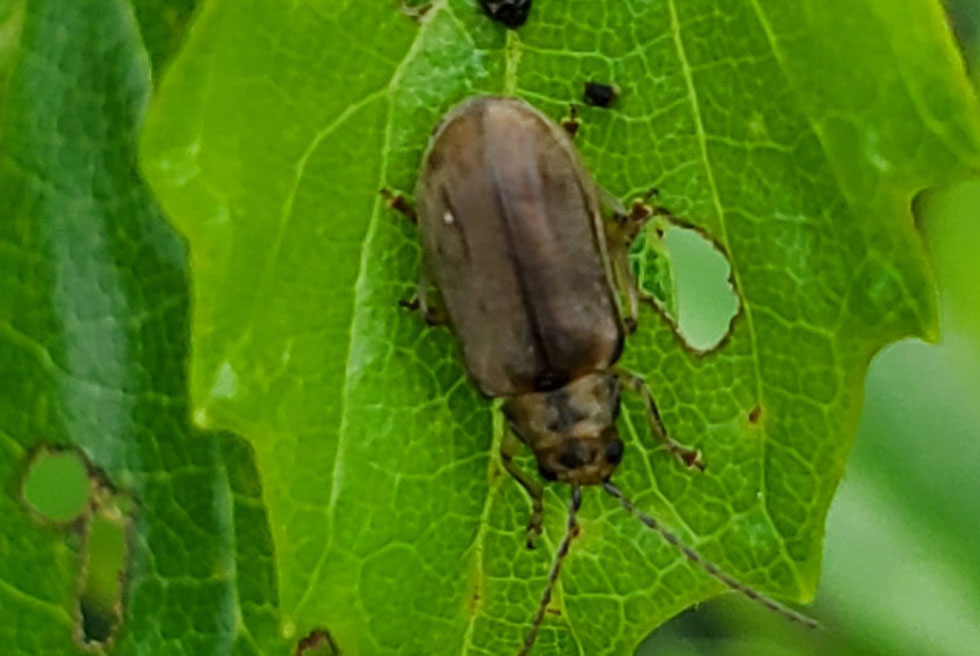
[
  {"x1": 533, "y1": 426, "x2": 624, "y2": 485},
  {"x1": 504, "y1": 371, "x2": 624, "y2": 486}
]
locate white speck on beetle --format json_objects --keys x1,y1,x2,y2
[{"x1": 443, "y1": 211, "x2": 454, "y2": 225}]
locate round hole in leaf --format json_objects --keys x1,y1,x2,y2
[{"x1": 22, "y1": 448, "x2": 90, "y2": 523}]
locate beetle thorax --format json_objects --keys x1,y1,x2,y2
[{"x1": 503, "y1": 371, "x2": 624, "y2": 485}]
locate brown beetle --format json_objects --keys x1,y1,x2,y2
[{"x1": 401, "y1": 96, "x2": 816, "y2": 654}]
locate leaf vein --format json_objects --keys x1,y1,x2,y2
[
  {"x1": 291, "y1": 0, "x2": 450, "y2": 618},
  {"x1": 664, "y1": 0, "x2": 805, "y2": 591}
]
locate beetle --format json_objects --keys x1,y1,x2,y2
[
  {"x1": 398, "y1": 95, "x2": 817, "y2": 654},
  {"x1": 412, "y1": 95, "x2": 700, "y2": 518}
]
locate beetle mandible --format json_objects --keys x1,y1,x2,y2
[{"x1": 398, "y1": 95, "x2": 817, "y2": 655}]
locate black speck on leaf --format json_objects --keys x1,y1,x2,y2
[
  {"x1": 479, "y1": 0, "x2": 532, "y2": 28},
  {"x1": 583, "y1": 81, "x2": 619, "y2": 108}
]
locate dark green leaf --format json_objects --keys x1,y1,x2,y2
[{"x1": 0, "y1": 1, "x2": 281, "y2": 654}]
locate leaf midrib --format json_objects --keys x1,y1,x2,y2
[{"x1": 289, "y1": 0, "x2": 452, "y2": 626}]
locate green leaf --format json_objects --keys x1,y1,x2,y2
[
  {"x1": 140, "y1": 1, "x2": 980, "y2": 655},
  {"x1": 640, "y1": 179, "x2": 980, "y2": 656},
  {"x1": 0, "y1": 1, "x2": 282, "y2": 654},
  {"x1": 629, "y1": 218, "x2": 678, "y2": 319},
  {"x1": 130, "y1": 0, "x2": 199, "y2": 77}
]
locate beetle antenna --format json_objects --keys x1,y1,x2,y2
[
  {"x1": 602, "y1": 481, "x2": 820, "y2": 629},
  {"x1": 518, "y1": 485, "x2": 583, "y2": 656}
]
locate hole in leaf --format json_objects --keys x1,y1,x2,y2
[
  {"x1": 20, "y1": 448, "x2": 132, "y2": 647},
  {"x1": 295, "y1": 628, "x2": 341, "y2": 656},
  {"x1": 629, "y1": 220, "x2": 677, "y2": 318},
  {"x1": 79, "y1": 482, "x2": 131, "y2": 646},
  {"x1": 21, "y1": 448, "x2": 90, "y2": 523},
  {"x1": 657, "y1": 224, "x2": 739, "y2": 351}
]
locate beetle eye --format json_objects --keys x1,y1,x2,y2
[
  {"x1": 605, "y1": 439, "x2": 624, "y2": 465},
  {"x1": 538, "y1": 464, "x2": 558, "y2": 481}
]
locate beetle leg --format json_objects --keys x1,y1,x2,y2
[
  {"x1": 399, "y1": 269, "x2": 448, "y2": 326},
  {"x1": 380, "y1": 187, "x2": 417, "y2": 223},
  {"x1": 601, "y1": 188, "x2": 675, "y2": 334},
  {"x1": 560, "y1": 103, "x2": 580, "y2": 139},
  {"x1": 602, "y1": 197, "x2": 646, "y2": 334},
  {"x1": 383, "y1": 186, "x2": 448, "y2": 326},
  {"x1": 617, "y1": 369, "x2": 705, "y2": 471},
  {"x1": 501, "y1": 430, "x2": 545, "y2": 549},
  {"x1": 399, "y1": 294, "x2": 447, "y2": 326},
  {"x1": 606, "y1": 236, "x2": 640, "y2": 334}
]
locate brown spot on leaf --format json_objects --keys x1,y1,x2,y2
[
  {"x1": 296, "y1": 628, "x2": 341, "y2": 655},
  {"x1": 399, "y1": 1, "x2": 432, "y2": 20}
]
